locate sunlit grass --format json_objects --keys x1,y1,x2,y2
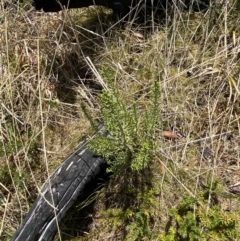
[{"x1": 1, "y1": 1, "x2": 240, "y2": 240}]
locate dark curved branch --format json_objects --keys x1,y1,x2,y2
[
  {"x1": 33, "y1": 0, "x2": 136, "y2": 13},
  {"x1": 33, "y1": 0, "x2": 211, "y2": 13},
  {"x1": 11, "y1": 138, "x2": 106, "y2": 241}
]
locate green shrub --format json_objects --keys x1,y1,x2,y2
[
  {"x1": 87, "y1": 80, "x2": 161, "y2": 174},
  {"x1": 161, "y1": 182, "x2": 240, "y2": 241}
]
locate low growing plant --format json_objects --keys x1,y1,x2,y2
[
  {"x1": 85, "y1": 80, "x2": 161, "y2": 174},
  {"x1": 81, "y1": 80, "x2": 161, "y2": 240},
  {"x1": 161, "y1": 182, "x2": 240, "y2": 241}
]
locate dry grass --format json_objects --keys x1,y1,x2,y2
[{"x1": 1, "y1": 0, "x2": 240, "y2": 240}]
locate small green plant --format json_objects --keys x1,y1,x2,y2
[
  {"x1": 124, "y1": 187, "x2": 160, "y2": 241},
  {"x1": 86, "y1": 80, "x2": 161, "y2": 174},
  {"x1": 100, "y1": 186, "x2": 161, "y2": 241},
  {"x1": 161, "y1": 182, "x2": 240, "y2": 241},
  {"x1": 82, "y1": 80, "x2": 161, "y2": 240}
]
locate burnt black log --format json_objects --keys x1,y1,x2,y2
[
  {"x1": 11, "y1": 134, "x2": 107, "y2": 241},
  {"x1": 33, "y1": 0, "x2": 137, "y2": 13},
  {"x1": 33, "y1": 0, "x2": 211, "y2": 13}
]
